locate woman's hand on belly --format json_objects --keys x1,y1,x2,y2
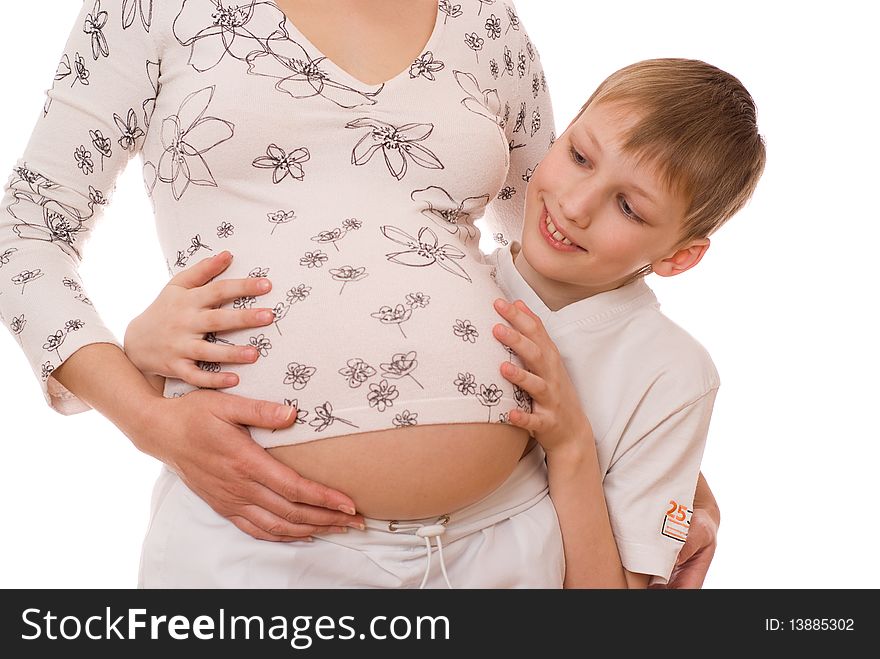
[
  {"x1": 124, "y1": 251, "x2": 276, "y2": 388},
  {"x1": 139, "y1": 389, "x2": 365, "y2": 539}
]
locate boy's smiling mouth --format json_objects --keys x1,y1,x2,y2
[{"x1": 540, "y1": 205, "x2": 587, "y2": 252}]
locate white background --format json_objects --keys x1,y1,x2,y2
[{"x1": 1, "y1": 1, "x2": 878, "y2": 588}]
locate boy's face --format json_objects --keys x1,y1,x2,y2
[{"x1": 519, "y1": 101, "x2": 707, "y2": 306}]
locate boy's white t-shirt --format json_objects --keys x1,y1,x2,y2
[{"x1": 493, "y1": 242, "x2": 720, "y2": 584}]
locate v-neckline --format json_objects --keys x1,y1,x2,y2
[{"x1": 266, "y1": 0, "x2": 444, "y2": 89}]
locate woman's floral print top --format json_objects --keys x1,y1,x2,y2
[{"x1": 0, "y1": 1, "x2": 553, "y2": 447}]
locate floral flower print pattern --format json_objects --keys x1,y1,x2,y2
[
  {"x1": 249, "y1": 333, "x2": 272, "y2": 357},
  {"x1": 485, "y1": 14, "x2": 502, "y2": 40},
  {"x1": 370, "y1": 291, "x2": 431, "y2": 338},
  {"x1": 452, "y1": 319, "x2": 479, "y2": 343},
  {"x1": 367, "y1": 379, "x2": 399, "y2": 413},
  {"x1": 464, "y1": 32, "x2": 484, "y2": 63},
  {"x1": 83, "y1": 1, "x2": 110, "y2": 60},
  {"x1": 476, "y1": 383, "x2": 504, "y2": 422},
  {"x1": 74, "y1": 146, "x2": 94, "y2": 175},
  {"x1": 284, "y1": 361, "x2": 317, "y2": 391},
  {"x1": 380, "y1": 351, "x2": 423, "y2": 390},
  {"x1": 329, "y1": 265, "x2": 368, "y2": 295},
  {"x1": 338, "y1": 357, "x2": 376, "y2": 389},
  {"x1": 272, "y1": 398, "x2": 309, "y2": 432},
  {"x1": 245, "y1": 35, "x2": 383, "y2": 108},
  {"x1": 216, "y1": 221, "x2": 234, "y2": 238},
  {"x1": 299, "y1": 250, "x2": 328, "y2": 268},
  {"x1": 454, "y1": 70, "x2": 501, "y2": 124},
  {"x1": 173, "y1": 0, "x2": 289, "y2": 73},
  {"x1": 346, "y1": 118, "x2": 443, "y2": 181},
  {"x1": 114, "y1": 109, "x2": 145, "y2": 151},
  {"x1": 381, "y1": 225, "x2": 471, "y2": 283},
  {"x1": 122, "y1": 0, "x2": 153, "y2": 32},
  {"x1": 392, "y1": 410, "x2": 419, "y2": 427},
  {"x1": 439, "y1": 1, "x2": 463, "y2": 23},
  {"x1": 253, "y1": 144, "x2": 310, "y2": 184},
  {"x1": 411, "y1": 185, "x2": 488, "y2": 243},
  {"x1": 268, "y1": 209, "x2": 295, "y2": 234},
  {"x1": 72, "y1": 53, "x2": 91, "y2": 87},
  {"x1": 478, "y1": 1, "x2": 496, "y2": 16},
  {"x1": 271, "y1": 283, "x2": 311, "y2": 335},
  {"x1": 454, "y1": 371, "x2": 477, "y2": 396},
  {"x1": 8, "y1": 193, "x2": 90, "y2": 259},
  {"x1": 11, "y1": 269, "x2": 44, "y2": 295},
  {"x1": 505, "y1": 5, "x2": 521, "y2": 34},
  {"x1": 311, "y1": 218, "x2": 360, "y2": 251},
  {"x1": 409, "y1": 51, "x2": 445, "y2": 81},
  {"x1": 90, "y1": 130, "x2": 113, "y2": 171},
  {"x1": 310, "y1": 401, "x2": 359, "y2": 433},
  {"x1": 42, "y1": 319, "x2": 85, "y2": 361},
  {"x1": 9, "y1": 167, "x2": 60, "y2": 197},
  {"x1": 158, "y1": 87, "x2": 235, "y2": 201},
  {"x1": 0, "y1": 248, "x2": 18, "y2": 268},
  {"x1": 40, "y1": 362, "x2": 56, "y2": 382},
  {"x1": 10, "y1": 314, "x2": 26, "y2": 345}
]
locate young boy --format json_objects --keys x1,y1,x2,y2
[
  {"x1": 122, "y1": 58, "x2": 764, "y2": 588},
  {"x1": 489, "y1": 58, "x2": 765, "y2": 586}
]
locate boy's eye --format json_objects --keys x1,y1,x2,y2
[
  {"x1": 618, "y1": 196, "x2": 644, "y2": 223},
  {"x1": 569, "y1": 146, "x2": 588, "y2": 166}
]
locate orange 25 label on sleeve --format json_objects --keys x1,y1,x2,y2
[{"x1": 661, "y1": 500, "x2": 692, "y2": 543}]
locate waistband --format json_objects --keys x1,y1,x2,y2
[{"x1": 357, "y1": 443, "x2": 549, "y2": 544}]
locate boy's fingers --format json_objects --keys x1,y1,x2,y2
[
  {"x1": 507, "y1": 409, "x2": 541, "y2": 435},
  {"x1": 500, "y1": 361, "x2": 546, "y2": 399},
  {"x1": 170, "y1": 251, "x2": 232, "y2": 289},
  {"x1": 187, "y1": 339, "x2": 260, "y2": 365},
  {"x1": 199, "y1": 308, "x2": 276, "y2": 333},
  {"x1": 494, "y1": 298, "x2": 540, "y2": 336},
  {"x1": 199, "y1": 277, "x2": 273, "y2": 308},
  {"x1": 493, "y1": 323, "x2": 541, "y2": 366},
  {"x1": 178, "y1": 362, "x2": 239, "y2": 389}
]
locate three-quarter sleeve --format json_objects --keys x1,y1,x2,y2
[
  {"x1": 0, "y1": 0, "x2": 162, "y2": 414},
  {"x1": 478, "y1": 6, "x2": 556, "y2": 254}
]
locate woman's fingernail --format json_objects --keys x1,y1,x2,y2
[
  {"x1": 223, "y1": 374, "x2": 237, "y2": 386},
  {"x1": 494, "y1": 298, "x2": 508, "y2": 311},
  {"x1": 277, "y1": 406, "x2": 295, "y2": 422},
  {"x1": 338, "y1": 505, "x2": 356, "y2": 515},
  {"x1": 496, "y1": 324, "x2": 508, "y2": 337},
  {"x1": 258, "y1": 310, "x2": 274, "y2": 323},
  {"x1": 258, "y1": 278, "x2": 271, "y2": 292}
]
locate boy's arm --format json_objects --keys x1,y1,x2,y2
[{"x1": 493, "y1": 298, "x2": 627, "y2": 588}]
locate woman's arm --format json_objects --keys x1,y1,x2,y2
[
  {"x1": 0, "y1": 1, "x2": 361, "y2": 540},
  {"x1": 51, "y1": 342, "x2": 363, "y2": 540}
]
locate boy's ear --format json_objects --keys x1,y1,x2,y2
[{"x1": 652, "y1": 239, "x2": 710, "y2": 278}]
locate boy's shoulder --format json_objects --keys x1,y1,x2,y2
[{"x1": 606, "y1": 289, "x2": 720, "y2": 394}]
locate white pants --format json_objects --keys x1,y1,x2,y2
[{"x1": 138, "y1": 445, "x2": 565, "y2": 588}]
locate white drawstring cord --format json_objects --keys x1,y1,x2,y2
[{"x1": 389, "y1": 516, "x2": 453, "y2": 589}]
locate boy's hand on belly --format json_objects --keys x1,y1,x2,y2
[
  {"x1": 492, "y1": 298, "x2": 596, "y2": 455},
  {"x1": 140, "y1": 389, "x2": 364, "y2": 540},
  {"x1": 124, "y1": 251, "x2": 276, "y2": 388}
]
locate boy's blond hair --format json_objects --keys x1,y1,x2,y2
[{"x1": 579, "y1": 58, "x2": 766, "y2": 243}]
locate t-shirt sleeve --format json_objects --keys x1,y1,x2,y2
[
  {"x1": 602, "y1": 388, "x2": 718, "y2": 585},
  {"x1": 0, "y1": 0, "x2": 162, "y2": 414},
  {"x1": 477, "y1": 2, "x2": 556, "y2": 255}
]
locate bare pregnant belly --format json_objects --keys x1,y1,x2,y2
[{"x1": 268, "y1": 423, "x2": 531, "y2": 519}]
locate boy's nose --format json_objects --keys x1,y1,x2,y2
[{"x1": 559, "y1": 186, "x2": 595, "y2": 229}]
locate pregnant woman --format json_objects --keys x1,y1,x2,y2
[{"x1": 0, "y1": 1, "x2": 719, "y2": 587}]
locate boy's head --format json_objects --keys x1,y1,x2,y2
[{"x1": 518, "y1": 58, "x2": 766, "y2": 304}]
